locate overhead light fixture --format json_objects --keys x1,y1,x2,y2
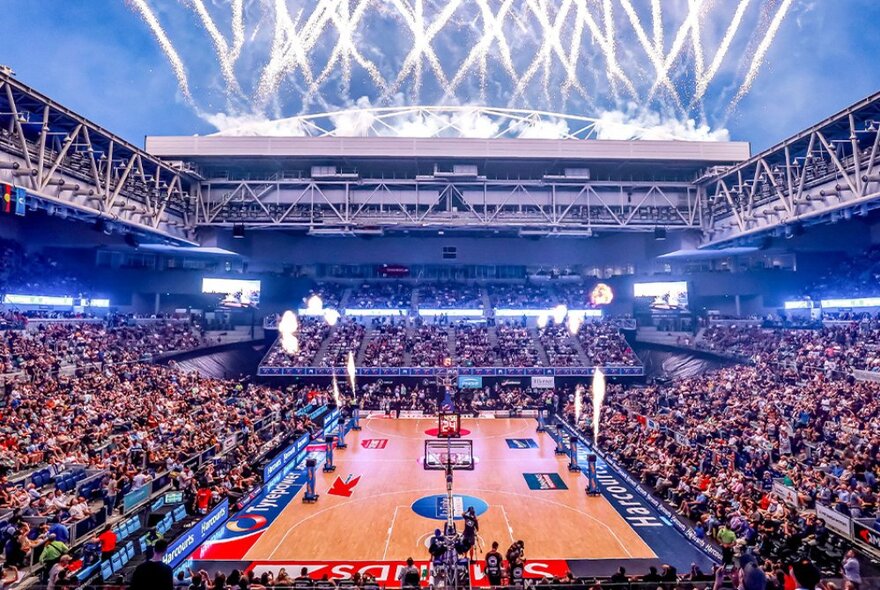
[
  {"x1": 654, "y1": 226, "x2": 667, "y2": 240},
  {"x1": 232, "y1": 223, "x2": 245, "y2": 239}
]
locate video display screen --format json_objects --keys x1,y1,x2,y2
[
  {"x1": 202, "y1": 278, "x2": 261, "y2": 309},
  {"x1": 633, "y1": 281, "x2": 689, "y2": 310}
]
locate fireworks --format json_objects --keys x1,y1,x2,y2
[
  {"x1": 347, "y1": 350, "x2": 357, "y2": 400},
  {"x1": 592, "y1": 367, "x2": 606, "y2": 445},
  {"x1": 278, "y1": 310, "x2": 299, "y2": 355},
  {"x1": 130, "y1": 1, "x2": 794, "y2": 132},
  {"x1": 332, "y1": 373, "x2": 341, "y2": 407}
]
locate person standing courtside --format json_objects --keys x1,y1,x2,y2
[
  {"x1": 462, "y1": 506, "x2": 479, "y2": 561},
  {"x1": 484, "y1": 541, "x2": 503, "y2": 587},
  {"x1": 129, "y1": 539, "x2": 173, "y2": 590},
  {"x1": 506, "y1": 540, "x2": 525, "y2": 585}
]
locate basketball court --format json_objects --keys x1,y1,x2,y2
[{"x1": 193, "y1": 417, "x2": 715, "y2": 583}]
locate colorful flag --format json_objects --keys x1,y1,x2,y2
[
  {"x1": 14, "y1": 187, "x2": 26, "y2": 216},
  {"x1": 2, "y1": 184, "x2": 11, "y2": 214}
]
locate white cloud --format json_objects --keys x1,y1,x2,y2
[{"x1": 594, "y1": 108, "x2": 730, "y2": 142}]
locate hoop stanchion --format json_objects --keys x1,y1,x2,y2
[
  {"x1": 351, "y1": 405, "x2": 361, "y2": 431},
  {"x1": 323, "y1": 436, "x2": 336, "y2": 472},
  {"x1": 336, "y1": 419, "x2": 347, "y2": 449},
  {"x1": 585, "y1": 454, "x2": 600, "y2": 495},
  {"x1": 303, "y1": 458, "x2": 318, "y2": 503},
  {"x1": 554, "y1": 424, "x2": 566, "y2": 455},
  {"x1": 567, "y1": 437, "x2": 580, "y2": 472}
]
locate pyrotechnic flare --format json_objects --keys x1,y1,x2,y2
[
  {"x1": 574, "y1": 383, "x2": 584, "y2": 426},
  {"x1": 278, "y1": 310, "x2": 299, "y2": 354},
  {"x1": 347, "y1": 351, "x2": 357, "y2": 400},
  {"x1": 332, "y1": 373, "x2": 341, "y2": 407},
  {"x1": 567, "y1": 312, "x2": 582, "y2": 336},
  {"x1": 592, "y1": 367, "x2": 606, "y2": 445}
]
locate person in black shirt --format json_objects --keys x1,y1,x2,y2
[
  {"x1": 129, "y1": 539, "x2": 173, "y2": 590},
  {"x1": 462, "y1": 507, "x2": 479, "y2": 560},
  {"x1": 484, "y1": 541, "x2": 503, "y2": 587},
  {"x1": 428, "y1": 529, "x2": 446, "y2": 562},
  {"x1": 640, "y1": 566, "x2": 662, "y2": 586},
  {"x1": 610, "y1": 566, "x2": 628, "y2": 586},
  {"x1": 506, "y1": 540, "x2": 525, "y2": 583},
  {"x1": 294, "y1": 566, "x2": 314, "y2": 588}
]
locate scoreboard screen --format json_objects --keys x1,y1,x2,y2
[{"x1": 437, "y1": 413, "x2": 461, "y2": 438}]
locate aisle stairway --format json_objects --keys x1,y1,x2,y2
[
  {"x1": 530, "y1": 328, "x2": 551, "y2": 366},
  {"x1": 312, "y1": 326, "x2": 337, "y2": 365},
  {"x1": 402, "y1": 321, "x2": 414, "y2": 366},
  {"x1": 568, "y1": 329, "x2": 591, "y2": 365},
  {"x1": 355, "y1": 323, "x2": 374, "y2": 365},
  {"x1": 486, "y1": 325, "x2": 500, "y2": 366}
]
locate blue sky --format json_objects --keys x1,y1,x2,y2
[{"x1": 2, "y1": 1, "x2": 879, "y2": 151}]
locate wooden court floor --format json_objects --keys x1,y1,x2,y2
[{"x1": 244, "y1": 418, "x2": 656, "y2": 563}]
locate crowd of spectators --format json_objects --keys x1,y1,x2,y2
[
  {"x1": 563, "y1": 352, "x2": 878, "y2": 573},
  {"x1": 575, "y1": 321, "x2": 640, "y2": 366},
  {"x1": 0, "y1": 316, "x2": 305, "y2": 583},
  {"x1": 408, "y1": 325, "x2": 450, "y2": 367},
  {"x1": 489, "y1": 284, "x2": 553, "y2": 309},
  {"x1": 302, "y1": 285, "x2": 346, "y2": 311},
  {"x1": 538, "y1": 323, "x2": 581, "y2": 366},
  {"x1": 495, "y1": 322, "x2": 540, "y2": 367},
  {"x1": 361, "y1": 321, "x2": 407, "y2": 368},
  {"x1": 417, "y1": 284, "x2": 483, "y2": 309},
  {"x1": 0, "y1": 239, "x2": 89, "y2": 298},
  {"x1": 261, "y1": 315, "x2": 639, "y2": 369},
  {"x1": 453, "y1": 323, "x2": 496, "y2": 367},
  {"x1": 0, "y1": 320, "x2": 205, "y2": 376},
  {"x1": 318, "y1": 321, "x2": 365, "y2": 367},
  {"x1": 150, "y1": 554, "x2": 849, "y2": 590},
  {"x1": 260, "y1": 318, "x2": 329, "y2": 367},
  {"x1": 697, "y1": 323, "x2": 880, "y2": 372},
  {"x1": 348, "y1": 283, "x2": 411, "y2": 309},
  {"x1": 803, "y1": 244, "x2": 880, "y2": 299}
]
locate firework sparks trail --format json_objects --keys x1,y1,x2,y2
[
  {"x1": 645, "y1": 0, "x2": 705, "y2": 108},
  {"x1": 617, "y1": 0, "x2": 685, "y2": 112},
  {"x1": 592, "y1": 367, "x2": 606, "y2": 444},
  {"x1": 444, "y1": 0, "x2": 518, "y2": 100},
  {"x1": 307, "y1": 0, "x2": 387, "y2": 100},
  {"x1": 384, "y1": 0, "x2": 460, "y2": 100},
  {"x1": 332, "y1": 373, "x2": 341, "y2": 407},
  {"x1": 347, "y1": 350, "x2": 357, "y2": 400},
  {"x1": 731, "y1": 0, "x2": 794, "y2": 109},
  {"x1": 128, "y1": 0, "x2": 193, "y2": 103},
  {"x1": 693, "y1": 0, "x2": 752, "y2": 105},
  {"x1": 188, "y1": 0, "x2": 243, "y2": 97},
  {"x1": 129, "y1": 1, "x2": 795, "y2": 132},
  {"x1": 570, "y1": 0, "x2": 638, "y2": 100}
]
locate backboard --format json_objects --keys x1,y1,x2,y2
[{"x1": 424, "y1": 439, "x2": 474, "y2": 470}]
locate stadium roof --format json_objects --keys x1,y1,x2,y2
[{"x1": 146, "y1": 135, "x2": 749, "y2": 164}]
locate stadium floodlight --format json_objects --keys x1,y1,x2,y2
[
  {"x1": 323, "y1": 308, "x2": 340, "y2": 326},
  {"x1": 551, "y1": 304, "x2": 568, "y2": 324},
  {"x1": 306, "y1": 295, "x2": 323, "y2": 313}
]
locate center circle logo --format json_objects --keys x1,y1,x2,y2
[
  {"x1": 225, "y1": 514, "x2": 268, "y2": 533},
  {"x1": 411, "y1": 494, "x2": 489, "y2": 521}
]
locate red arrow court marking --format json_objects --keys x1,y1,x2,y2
[{"x1": 328, "y1": 475, "x2": 361, "y2": 497}]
